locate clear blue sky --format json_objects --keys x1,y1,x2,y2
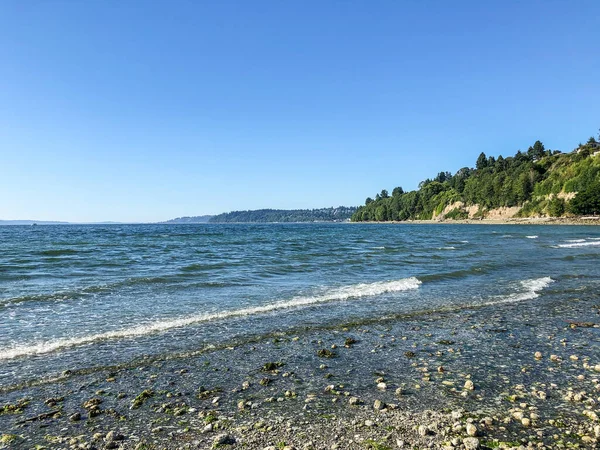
[{"x1": 1, "y1": 1, "x2": 599, "y2": 222}]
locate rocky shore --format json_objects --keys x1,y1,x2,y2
[
  {"x1": 357, "y1": 217, "x2": 600, "y2": 226},
  {"x1": 2, "y1": 287, "x2": 600, "y2": 450}
]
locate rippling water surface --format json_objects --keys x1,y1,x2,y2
[{"x1": 1, "y1": 223, "x2": 599, "y2": 385}]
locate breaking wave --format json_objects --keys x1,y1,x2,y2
[
  {"x1": 557, "y1": 240, "x2": 600, "y2": 248},
  {"x1": 0, "y1": 277, "x2": 421, "y2": 360},
  {"x1": 485, "y1": 277, "x2": 554, "y2": 305}
]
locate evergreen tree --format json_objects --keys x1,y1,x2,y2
[
  {"x1": 392, "y1": 187, "x2": 404, "y2": 197},
  {"x1": 476, "y1": 152, "x2": 488, "y2": 170},
  {"x1": 528, "y1": 140, "x2": 545, "y2": 160},
  {"x1": 569, "y1": 182, "x2": 600, "y2": 215}
]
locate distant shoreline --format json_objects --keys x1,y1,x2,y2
[{"x1": 354, "y1": 216, "x2": 600, "y2": 226}]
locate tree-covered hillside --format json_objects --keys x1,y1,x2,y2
[
  {"x1": 352, "y1": 134, "x2": 600, "y2": 222},
  {"x1": 163, "y1": 215, "x2": 214, "y2": 224},
  {"x1": 210, "y1": 207, "x2": 357, "y2": 223}
]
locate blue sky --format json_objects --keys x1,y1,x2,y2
[{"x1": 1, "y1": 1, "x2": 599, "y2": 222}]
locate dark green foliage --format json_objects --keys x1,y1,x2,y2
[
  {"x1": 210, "y1": 207, "x2": 357, "y2": 223},
  {"x1": 528, "y1": 140, "x2": 546, "y2": 160},
  {"x1": 392, "y1": 186, "x2": 404, "y2": 197},
  {"x1": 476, "y1": 152, "x2": 488, "y2": 170},
  {"x1": 434, "y1": 171, "x2": 452, "y2": 183},
  {"x1": 547, "y1": 197, "x2": 566, "y2": 217},
  {"x1": 569, "y1": 182, "x2": 600, "y2": 215},
  {"x1": 445, "y1": 208, "x2": 468, "y2": 220},
  {"x1": 352, "y1": 135, "x2": 600, "y2": 222}
]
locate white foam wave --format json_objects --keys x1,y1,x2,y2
[
  {"x1": 439, "y1": 246, "x2": 456, "y2": 250},
  {"x1": 557, "y1": 241, "x2": 600, "y2": 248},
  {"x1": 485, "y1": 277, "x2": 554, "y2": 305},
  {"x1": 526, "y1": 236, "x2": 538, "y2": 239},
  {"x1": 0, "y1": 278, "x2": 421, "y2": 360}
]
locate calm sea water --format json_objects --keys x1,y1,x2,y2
[{"x1": 1, "y1": 223, "x2": 599, "y2": 386}]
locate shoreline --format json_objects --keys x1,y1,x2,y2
[
  {"x1": 353, "y1": 216, "x2": 600, "y2": 226},
  {"x1": 2, "y1": 289, "x2": 600, "y2": 449}
]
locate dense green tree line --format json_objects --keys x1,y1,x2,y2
[
  {"x1": 352, "y1": 135, "x2": 600, "y2": 222},
  {"x1": 210, "y1": 207, "x2": 357, "y2": 223}
]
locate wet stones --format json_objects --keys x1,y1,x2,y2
[
  {"x1": 130, "y1": 389, "x2": 154, "y2": 409},
  {"x1": 373, "y1": 399, "x2": 385, "y2": 410},
  {"x1": 348, "y1": 397, "x2": 360, "y2": 406},
  {"x1": 83, "y1": 397, "x2": 102, "y2": 416},
  {"x1": 261, "y1": 361, "x2": 284, "y2": 372},
  {"x1": 344, "y1": 337, "x2": 357, "y2": 347},
  {"x1": 104, "y1": 431, "x2": 125, "y2": 449},
  {"x1": 462, "y1": 437, "x2": 480, "y2": 449},
  {"x1": 537, "y1": 390, "x2": 547, "y2": 400},
  {"x1": 466, "y1": 423, "x2": 478, "y2": 436},
  {"x1": 317, "y1": 349, "x2": 336, "y2": 358},
  {"x1": 0, "y1": 398, "x2": 29, "y2": 415},
  {"x1": 105, "y1": 431, "x2": 125, "y2": 443},
  {"x1": 44, "y1": 397, "x2": 64, "y2": 407},
  {"x1": 69, "y1": 412, "x2": 81, "y2": 422},
  {"x1": 451, "y1": 411, "x2": 463, "y2": 420},
  {"x1": 534, "y1": 351, "x2": 543, "y2": 360},
  {"x1": 212, "y1": 433, "x2": 236, "y2": 447},
  {"x1": 464, "y1": 380, "x2": 474, "y2": 391}
]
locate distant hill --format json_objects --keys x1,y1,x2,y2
[
  {"x1": 0, "y1": 220, "x2": 69, "y2": 225},
  {"x1": 163, "y1": 215, "x2": 214, "y2": 224},
  {"x1": 209, "y1": 207, "x2": 357, "y2": 223},
  {"x1": 352, "y1": 134, "x2": 600, "y2": 222}
]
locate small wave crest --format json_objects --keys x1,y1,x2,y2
[
  {"x1": 0, "y1": 277, "x2": 421, "y2": 360},
  {"x1": 486, "y1": 277, "x2": 554, "y2": 305},
  {"x1": 526, "y1": 236, "x2": 538, "y2": 239},
  {"x1": 557, "y1": 241, "x2": 600, "y2": 248}
]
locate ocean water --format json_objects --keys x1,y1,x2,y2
[{"x1": 1, "y1": 223, "x2": 599, "y2": 387}]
